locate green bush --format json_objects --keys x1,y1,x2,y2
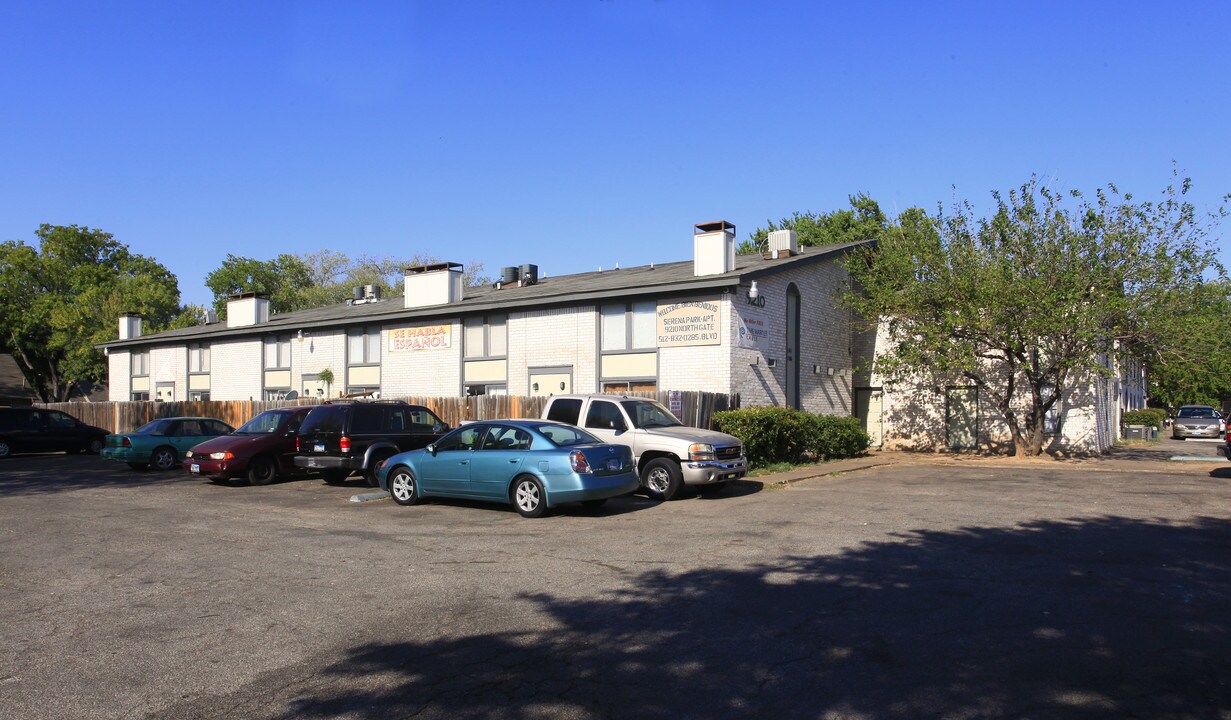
[
  {"x1": 714, "y1": 407, "x2": 871, "y2": 466},
  {"x1": 1122, "y1": 408, "x2": 1167, "y2": 428}
]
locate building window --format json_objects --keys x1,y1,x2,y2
[
  {"x1": 188, "y1": 344, "x2": 210, "y2": 374},
  {"x1": 347, "y1": 327, "x2": 381, "y2": 365},
  {"x1": 465, "y1": 384, "x2": 507, "y2": 397},
  {"x1": 188, "y1": 390, "x2": 210, "y2": 401},
  {"x1": 600, "y1": 301, "x2": 655, "y2": 351},
  {"x1": 131, "y1": 391, "x2": 150, "y2": 401},
  {"x1": 264, "y1": 336, "x2": 291, "y2": 369},
  {"x1": 464, "y1": 315, "x2": 507, "y2": 358},
  {"x1": 131, "y1": 351, "x2": 149, "y2": 377}
]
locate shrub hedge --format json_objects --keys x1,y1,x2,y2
[
  {"x1": 714, "y1": 406, "x2": 871, "y2": 466},
  {"x1": 1122, "y1": 408, "x2": 1168, "y2": 428}
]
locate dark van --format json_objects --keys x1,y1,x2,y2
[{"x1": 0, "y1": 407, "x2": 109, "y2": 458}]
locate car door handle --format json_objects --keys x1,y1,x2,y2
[
  {"x1": 459, "y1": 460, "x2": 468, "y2": 465},
  {"x1": 508, "y1": 458, "x2": 521, "y2": 463}
]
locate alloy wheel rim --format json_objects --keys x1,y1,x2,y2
[
  {"x1": 647, "y1": 468, "x2": 669, "y2": 493},
  {"x1": 155, "y1": 450, "x2": 173, "y2": 469},
  {"x1": 392, "y1": 473, "x2": 413, "y2": 501},
  {"x1": 516, "y1": 481, "x2": 539, "y2": 511}
]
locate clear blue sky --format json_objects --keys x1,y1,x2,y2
[{"x1": 3, "y1": 1, "x2": 1228, "y2": 308}]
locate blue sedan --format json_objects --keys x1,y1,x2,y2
[{"x1": 376, "y1": 419, "x2": 639, "y2": 518}]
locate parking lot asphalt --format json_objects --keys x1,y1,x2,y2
[{"x1": 1, "y1": 448, "x2": 1229, "y2": 719}]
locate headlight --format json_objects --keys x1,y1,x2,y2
[
  {"x1": 209, "y1": 451, "x2": 232, "y2": 460},
  {"x1": 688, "y1": 443, "x2": 715, "y2": 462},
  {"x1": 185, "y1": 451, "x2": 194, "y2": 459}
]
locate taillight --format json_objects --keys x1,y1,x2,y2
[
  {"x1": 340, "y1": 435, "x2": 351, "y2": 453},
  {"x1": 569, "y1": 450, "x2": 590, "y2": 474},
  {"x1": 295, "y1": 436, "x2": 300, "y2": 452},
  {"x1": 122, "y1": 437, "x2": 131, "y2": 448}
]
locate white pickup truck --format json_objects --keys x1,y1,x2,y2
[{"x1": 542, "y1": 394, "x2": 747, "y2": 500}]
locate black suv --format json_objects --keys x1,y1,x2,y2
[
  {"x1": 293, "y1": 401, "x2": 449, "y2": 486},
  {"x1": 0, "y1": 407, "x2": 109, "y2": 458}
]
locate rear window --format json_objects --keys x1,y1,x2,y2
[
  {"x1": 135, "y1": 419, "x2": 174, "y2": 435},
  {"x1": 300, "y1": 405, "x2": 348, "y2": 434},
  {"x1": 546, "y1": 398, "x2": 583, "y2": 425},
  {"x1": 536, "y1": 424, "x2": 599, "y2": 447}
]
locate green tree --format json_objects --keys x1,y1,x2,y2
[
  {"x1": 741, "y1": 193, "x2": 889, "y2": 254},
  {"x1": 843, "y1": 174, "x2": 1226, "y2": 456},
  {"x1": 205, "y1": 251, "x2": 494, "y2": 315},
  {"x1": 1140, "y1": 279, "x2": 1231, "y2": 410},
  {"x1": 0, "y1": 225, "x2": 182, "y2": 401},
  {"x1": 204, "y1": 253, "x2": 315, "y2": 316}
]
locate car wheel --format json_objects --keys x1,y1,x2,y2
[
  {"x1": 321, "y1": 470, "x2": 349, "y2": 485},
  {"x1": 697, "y1": 481, "x2": 730, "y2": 497},
  {"x1": 127, "y1": 462, "x2": 148, "y2": 471},
  {"x1": 641, "y1": 458, "x2": 683, "y2": 501},
  {"x1": 151, "y1": 446, "x2": 178, "y2": 471},
  {"x1": 0, "y1": 439, "x2": 11, "y2": 458},
  {"x1": 246, "y1": 456, "x2": 277, "y2": 486},
  {"x1": 512, "y1": 476, "x2": 549, "y2": 518},
  {"x1": 388, "y1": 466, "x2": 420, "y2": 506},
  {"x1": 87, "y1": 438, "x2": 104, "y2": 454}
]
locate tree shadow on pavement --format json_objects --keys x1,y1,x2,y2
[{"x1": 265, "y1": 516, "x2": 1231, "y2": 720}]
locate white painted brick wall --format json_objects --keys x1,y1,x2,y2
[
  {"x1": 509, "y1": 306, "x2": 598, "y2": 394},
  {"x1": 210, "y1": 339, "x2": 262, "y2": 400},
  {"x1": 108, "y1": 351, "x2": 130, "y2": 401},
  {"x1": 292, "y1": 330, "x2": 346, "y2": 398},
  {"x1": 382, "y1": 320, "x2": 463, "y2": 396},
  {"x1": 150, "y1": 346, "x2": 186, "y2": 400}
]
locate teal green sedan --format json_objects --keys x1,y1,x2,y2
[{"x1": 102, "y1": 417, "x2": 235, "y2": 471}]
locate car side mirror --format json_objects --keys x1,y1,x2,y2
[
  {"x1": 611, "y1": 419, "x2": 627, "y2": 432},
  {"x1": 426, "y1": 443, "x2": 437, "y2": 456},
  {"x1": 433, "y1": 424, "x2": 444, "y2": 433}
]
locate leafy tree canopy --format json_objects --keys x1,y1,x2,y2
[
  {"x1": 740, "y1": 193, "x2": 890, "y2": 254},
  {"x1": 204, "y1": 251, "x2": 492, "y2": 316},
  {"x1": 0, "y1": 224, "x2": 184, "y2": 401},
  {"x1": 842, "y1": 172, "x2": 1227, "y2": 456}
]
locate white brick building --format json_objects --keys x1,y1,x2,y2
[{"x1": 100, "y1": 221, "x2": 1137, "y2": 453}]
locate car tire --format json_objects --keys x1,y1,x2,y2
[
  {"x1": 512, "y1": 475, "x2": 549, "y2": 518},
  {"x1": 641, "y1": 458, "x2": 683, "y2": 501},
  {"x1": 127, "y1": 462, "x2": 148, "y2": 471},
  {"x1": 0, "y1": 439, "x2": 11, "y2": 458},
  {"x1": 87, "y1": 438, "x2": 104, "y2": 454},
  {"x1": 246, "y1": 456, "x2": 277, "y2": 486},
  {"x1": 151, "y1": 446, "x2": 178, "y2": 471},
  {"x1": 388, "y1": 466, "x2": 420, "y2": 506},
  {"x1": 321, "y1": 470, "x2": 349, "y2": 485},
  {"x1": 697, "y1": 481, "x2": 730, "y2": 497},
  {"x1": 365, "y1": 453, "x2": 393, "y2": 488}
]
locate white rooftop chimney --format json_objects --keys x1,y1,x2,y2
[
  {"x1": 226, "y1": 293, "x2": 271, "y2": 327},
  {"x1": 693, "y1": 220, "x2": 736, "y2": 276},
  {"x1": 118, "y1": 314, "x2": 143, "y2": 340},
  {"x1": 404, "y1": 262, "x2": 464, "y2": 308}
]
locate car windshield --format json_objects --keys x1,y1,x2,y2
[
  {"x1": 134, "y1": 419, "x2": 173, "y2": 435},
  {"x1": 535, "y1": 424, "x2": 600, "y2": 447},
  {"x1": 237, "y1": 411, "x2": 286, "y2": 434},
  {"x1": 620, "y1": 400, "x2": 683, "y2": 429},
  {"x1": 1178, "y1": 407, "x2": 1218, "y2": 419}
]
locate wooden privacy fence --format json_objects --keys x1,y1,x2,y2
[{"x1": 38, "y1": 391, "x2": 741, "y2": 434}]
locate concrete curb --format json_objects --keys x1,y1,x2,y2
[
  {"x1": 350, "y1": 490, "x2": 391, "y2": 503},
  {"x1": 1170, "y1": 455, "x2": 1230, "y2": 463}
]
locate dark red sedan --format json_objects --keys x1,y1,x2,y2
[{"x1": 183, "y1": 406, "x2": 314, "y2": 485}]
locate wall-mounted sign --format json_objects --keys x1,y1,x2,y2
[
  {"x1": 656, "y1": 300, "x2": 721, "y2": 347},
  {"x1": 389, "y1": 324, "x2": 452, "y2": 352},
  {"x1": 736, "y1": 307, "x2": 769, "y2": 352}
]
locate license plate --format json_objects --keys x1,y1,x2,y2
[
  {"x1": 190, "y1": 464, "x2": 200, "y2": 474},
  {"x1": 607, "y1": 458, "x2": 621, "y2": 471},
  {"x1": 314, "y1": 443, "x2": 325, "y2": 452}
]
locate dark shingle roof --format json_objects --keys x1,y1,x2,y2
[
  {"x1": 100, "y1": 241, "x2": 868, "y2": 350},
  {"x1": 0, "y1": 354, "x2": 39, "y2": 403}
]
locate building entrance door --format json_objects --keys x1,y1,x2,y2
[
  {"x1": 947, "y1": 387, "x2": 979, "y2": 449},
  {"x1": 854, "y1": 388, "x2": 884, "y2": 447},
  {"x1": 785, "y1": 285, "x2": 800, "y2": 409}
]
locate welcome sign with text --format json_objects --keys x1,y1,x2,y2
[{"x1": 656, "y1": 300, "x2": 721, "y2": 347}]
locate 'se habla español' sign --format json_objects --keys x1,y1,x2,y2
[{"x1": 389, "y1": 324, "x2": 452, "y2": 352}]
